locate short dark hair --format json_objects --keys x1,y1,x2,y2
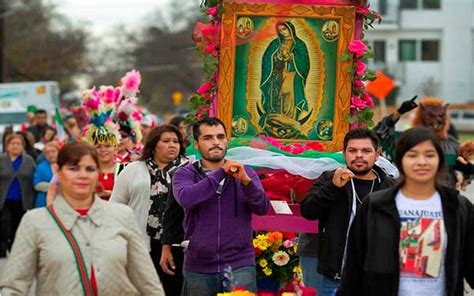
[
  {"x1": 36, "y1": 109, "x2": 47, "y2": 115},
  {"x1": 169, "y1": 116, "x2": 185, "y2": 128},
  {"x1": 139, "y1": 124, "x2": 185, "y2": 161},
  {"x1": 41, "y1": 126, "x2": 56, "y2": 138},
  {"x1": 395, "y1": 127, "x2": 445, "y2": 177},
  {"x1": 57, "y1": 141, "x2": 99, "y2": 169},
  {"x1": 343, "y1": 128, "x2": 380, "y2": 151},
  {"x1": 192, "y1": 117, "x2": 226, "y2": 140}
]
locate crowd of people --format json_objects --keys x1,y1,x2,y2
[{"x1": 0, "y1": 76, "x2": 473, "y2": 296}]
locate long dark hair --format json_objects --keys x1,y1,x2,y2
[
  {"x1": 139, "y1": 124, "x2": 185, "y2": 161},
  {"x1": 395, "y1": 127, "x2": 446, "y2": 185}
]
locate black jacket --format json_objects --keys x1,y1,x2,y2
[
  {"x1": 300, "y1": 165, "x2": 395, "y2": 279},
  {"x1": 160, "y1": 160, "x2": 189, "y2": 245},
  {"x1": 338, "y1": 185, "x2": 474, "y2": 296},
  {"x1": 161, "y1": 186, "x2": 185, "y2": 245}
]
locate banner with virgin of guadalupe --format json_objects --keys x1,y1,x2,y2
[{"x1": 216, "y1": 0, "x2": 362, "y2": 151}]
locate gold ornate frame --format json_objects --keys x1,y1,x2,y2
[{"x1": 217, "y1": 0, "x2": 355, "y2": 151}]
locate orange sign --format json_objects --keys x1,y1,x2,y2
[
  {"x1": 366, "y1": 71, "x2": 396, "y2": 100},
  {"x1": 36, "y1": 86, "x2": 46, "y2": 94},
  {"x1": 172, "y1": 91, "x2": 183, "y2": 106}
]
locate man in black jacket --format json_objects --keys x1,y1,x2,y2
[{"x1": 301, "y1": 128, "x2": 396, "y2": 296}]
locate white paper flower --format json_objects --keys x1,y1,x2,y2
[{"x1": 272, "y1": 251, "x2": 290, "y2": 266}]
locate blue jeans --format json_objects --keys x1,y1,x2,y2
[
  {"x1": 299, "y1": 256, "x2": 324, "y2": 291},
  {"x1": 182, "y1": 265, "x2": 257, "y2": 296},
  {"x1": 299, "y1": 256, "x2": 338, "y2": 296}
]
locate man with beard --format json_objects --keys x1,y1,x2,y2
[
  {"x1": 300, "y1": 128, "x2": 395, "y2": 296},
  {"x1": 172, "y1": 117, "x2": 269, "y2": 296},
  {"x1": 27, "y1": 109, "x2": 50, "y2": 143}
]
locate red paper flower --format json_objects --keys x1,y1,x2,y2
[
  {"x1": 282, "y1": 232, "x2": 297, "y2": 240},
  {"x1": 306, "y1": 141, "x2": 324, "y2": 152}
]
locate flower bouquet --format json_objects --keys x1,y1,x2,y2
[
  {"x1": 217, "y1": 289, "x2": 256, "y2": 296},
  {"x1": 253, "y1": 231, "x2": 301, "y2": 291}
]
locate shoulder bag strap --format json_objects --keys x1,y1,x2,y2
[{"x1": 46, "y1": 206, "x2": 94, "y2": 296}]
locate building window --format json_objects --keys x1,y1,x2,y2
[
  {"x1": 379, "y1": 0, "x2": 387, "y2": 15},
  {"x1": 421, "y1": 40, "x2": 440, "y2": 61},
  {"x1": 400, "y1": 0, "x2": 417, "y2": 9},
  {"x1": 399, "y1": 40, "x2": 417, "y2": 61},
  {"x1": 400, "y1": 0, "x2": 441, "y2": 9},
  {"x1": 423, "y1": 0, "x2": 441, "y2": 9},
  {"x1": 373, "y1": 41, "x2": 386, "y2": 62}
]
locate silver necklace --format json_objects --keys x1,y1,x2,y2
[{"x1": 354, "y1": 177, "x2": 376, "y2": 204}]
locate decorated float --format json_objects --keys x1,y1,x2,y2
[{"x1": 189, "y1": 0, "x2": 383, "y2": 294}]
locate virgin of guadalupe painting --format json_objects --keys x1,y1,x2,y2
[
  {"x1": 217, "y1": 2, "x2": 355, "y2": 151},
  {"x1": 259, "y1": 21, "x2": 312, "y2": 138}
]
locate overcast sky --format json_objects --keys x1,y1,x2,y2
[{"x1": 57, "y1": 0, "x2": 172, "y2": 34}]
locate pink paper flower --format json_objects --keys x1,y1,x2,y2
[
  {"x1": 355, "y1": 61, "x2": 367, "y2": 76},
  {"x1": 120, "y1": 70, "x2": 141, "y2": 97},
  {"x1": 117, "y1": 97, "x2": 138, "y2": 118},
  {"x1": 351, "y1": 96, "x2": 367, "y2": 109},
  {"x1": 348, "y1": 40, "x2": 368, "y2": 58},
  {"x1": 354, "y1": 79, "x2": 364, "y2": 88},
  {"x1": 99, "y1": 85, "x2": 120, "y2": 104},
  {"x1": 84, "y1": 97, "x2": 100, "y2": 111},
  {"x1": 249, "y1": 139, "x2": 267, "y2": 150},
  {"x1": 131, "y1": 111, "x2": 143, "y2": 122},
  {"x1": 356, "y1": 6, "x2": 371, "y2": 15},
  {"x1": 200, "y1": 23, "x2": 220, "y2": 47},
  {"x1": 204, "y1": 43, "x2": 216, "y2": 55},
  {"x1": 362, "y1": 92, "x2": 375, "y2": 108},
  {"x1": 82, "y1": 87, "x2": 95, "y2": 101},
  {"x1": 283, "y1": 239, "x2": 294, "y2": 248},
  {"x1": 207, "y1": 7, "x2": 218, "y2": 16},
  {"x1": 197, "y1": 82, "x2": 213, "y2": 95},
  {"x1": 287, "y1": 144, "x2": 307, "y2": 154},
  {"x1": 192, "y1": 22, "x2": 205, "y2": 43}
]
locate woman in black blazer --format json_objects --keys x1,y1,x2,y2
[{"x1": 0, "y1": 133, "x2": 36, "y2": 257}]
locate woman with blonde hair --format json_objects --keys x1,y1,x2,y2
[
  {"x1": 0, "y1": 141, "x2": 164, "y2": 295},
  {"x1": 33, "y1": 141, "x2": 60, "y2": 207}
]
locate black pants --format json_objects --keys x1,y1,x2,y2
[
  {"x1": 150, "y1": 238, "x2": 184, "y2": 296},
  {"x1": 0, "y1": 200, "x2": 25, "y2": 256}
]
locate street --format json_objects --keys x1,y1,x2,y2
[{"x1": 1, "y1": 183, "x2": 474, "y2": 294}]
